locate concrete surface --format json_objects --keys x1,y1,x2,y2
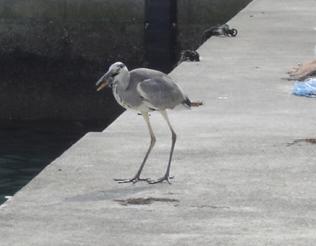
[
  {"x1": 0, "y1": 0, "x2": 249, "y2": 120},
  {"x1": 1, "y1": 0, "x2": 316, "y2": 245},
  {"x1": 178, "y1": 0, "x2": 251, "y2": 49},
  {"x1": 0, "y1": 0, "x2": 143, "y2": 120}
]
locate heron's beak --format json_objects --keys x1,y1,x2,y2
[{"x1": 96, "y1": 73, "x2": 110, "y2": 92}]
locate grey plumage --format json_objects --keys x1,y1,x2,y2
[
  {"x1": 97, "y1": 66, "x2": 190, "y2": 112},
  {"x1": 96, "y1": 62, "x2": 197, "y2": 184}
]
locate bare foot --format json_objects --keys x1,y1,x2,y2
[{"x1": 288, "y1": 59, "x2": 316, "y2": 80}]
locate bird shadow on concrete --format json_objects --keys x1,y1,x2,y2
[
  {"x1": 287, "y1": 138, "x2": 316, "y2": 146},
  {"x1": 64, "y1": 185, "x2": 156, "y2": 203}
]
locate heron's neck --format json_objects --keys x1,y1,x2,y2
[{"x1": 117, "y1": 68, "x2": 130, "y2": 90}]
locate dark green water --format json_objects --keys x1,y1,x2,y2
[{"x1": 0, "y1": 120, "x2": 106, "y2": 205}]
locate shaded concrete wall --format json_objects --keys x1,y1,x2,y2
[
  {"x1": 178, "y1": 0, "x2": 252, "y2": 49},
  {"x1": 0, "y1": 0, "x2": 144, "y2": 65},
  {"x1": 0, "y1": 0, "x2": 251, "y2": 120},
  {"x1": 0, "y1": 0, "x2": 144, "y2": 121}
]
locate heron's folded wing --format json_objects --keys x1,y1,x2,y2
[{"x1": 136, "y1": 76, "x2": 185, "y2": 109}]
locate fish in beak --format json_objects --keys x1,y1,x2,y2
[
  {"x1": 96, "y1": 78, "x2": 108, "y2": 91},
  {"x1": 96, "y1": 73, "x2": 112, "y2": 91},
  {"x1": 96, "y1": 62, "x2": 124, "y2": 91}
]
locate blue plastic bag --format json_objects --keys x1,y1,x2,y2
[{"x1": 293, "y1": 78, "x2": 316, "y2": 97}]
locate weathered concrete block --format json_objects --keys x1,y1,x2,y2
[{"x1": 0, "y1": 0, "x2": 251, "y2": 120}]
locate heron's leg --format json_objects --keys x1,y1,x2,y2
[
  {"x1": 114, "y1": 112, "x2": 156, "y2": 183},
  {"x1": 135, "y1": 112, "x2": 156, "y2": 177},
  {"x1": 148, "y1": 110, "x2": 176, "y2": 184}
]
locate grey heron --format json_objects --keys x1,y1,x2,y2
[{"x1": 96, "y1": 62, "x2": 202, "y2": 184}]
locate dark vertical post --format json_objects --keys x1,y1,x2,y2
[{"x1": 144, "y1": 0, "x2": 177, "y2": 73}]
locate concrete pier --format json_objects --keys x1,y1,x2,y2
[
  {"x1": 0, "y1": 0, "x2": 250, "y2": 120},
  {"x1": 1, "y1": 0, "x2": 316, "y2": 245}
]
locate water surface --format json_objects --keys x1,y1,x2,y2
[{"x1": 0, "y1": 120, "x2": 106, "y2": 204}]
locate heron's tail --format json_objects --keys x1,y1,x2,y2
[
  {"x1": 183, "y1": 97, "x2": 203, "y2": 108},
  {"x1": 191, "y1": 101, "x2": 203, "y2": 107}
]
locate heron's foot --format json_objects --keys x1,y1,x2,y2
[
  {"x1": 147, "y1": 175, "x2": 174, "y2": 184},
  {"x1": 114, "y1": 177, "x2": 150, "y2": 184}
]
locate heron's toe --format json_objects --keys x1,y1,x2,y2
[
  {"x1": 147, "y1": 176, "x2": 174, "y2": 184},
  {"x1": 114, "y1": 177, "x2": 150, "y2": 184}
]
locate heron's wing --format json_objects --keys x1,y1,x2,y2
[{"x1": 136, "y1": 75, "x2": 186, "y2": 109}]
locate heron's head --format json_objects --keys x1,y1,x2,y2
[{"x1": 96, "y1": 62, "x2": 127, "y2": 91}]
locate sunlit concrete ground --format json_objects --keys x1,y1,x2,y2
[{"x1": 1, "y1": 0, "x2": 316, "y2": 245}]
